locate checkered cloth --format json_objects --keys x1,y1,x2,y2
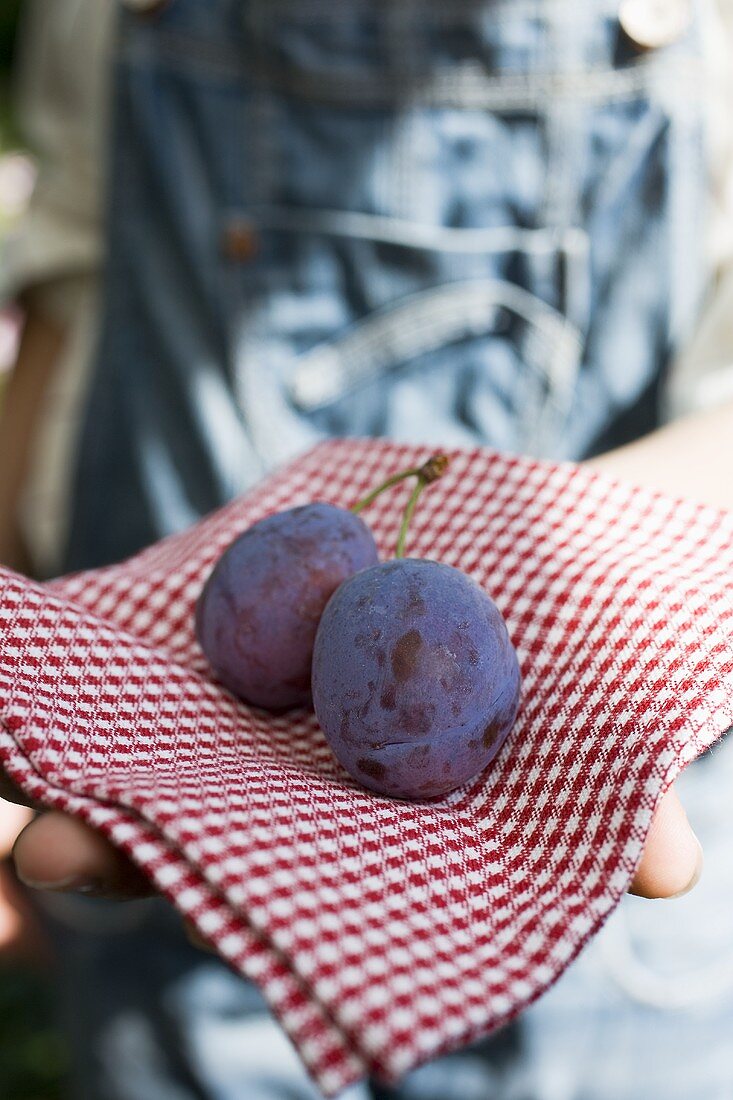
[{"x1": 1, "y1": 439, "x2": 732, "y2": 1097}]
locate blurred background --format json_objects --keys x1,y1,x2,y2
[
  {"x1": 0, "y1": 0, "x2": 30, "y2": 392},
  {"x1": 0, "y1": 6, "x2": 68, "y2": 1099}
]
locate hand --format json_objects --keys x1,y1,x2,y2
[
  {"x1": 0, "y1": 796, "x2": 51, "y2": 960},
  {"x1": 626, "y1": 785, "x2": 702, "y2": 899},
  {"x1": 0, "y1": 765, "x2": 701, "y2": 902},
  {"x1": 0, "y1": 771, "x2": 152, "y2": 900}
]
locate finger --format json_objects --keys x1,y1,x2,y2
[
  {"x1": 0, "y1": 862, "x2": 53, "y2": 963},
  {"x1": 12, "y1": 812, "x2": 154, "y2": 900},
  {"x1": 183, "y1": 918, "x2": 215, "y2": 953},
  {"x1": 0, "y1": 769, "x2": 37, "y2": 810},
  {"x1": 0, "y1": 798, "x2": 34, "y2": 859},
  {"x1": 628, "y1": 786, "x2": 703, "y2": 899}
]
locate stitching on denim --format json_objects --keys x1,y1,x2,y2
[
  {"x1": 250, "y1": 57, "x2": 701, "y2": 108},
  {"x1": 541, "y1": 3, "x2": 587, "y2": 229},
  {"x1": 666, "y1": 91, "x2": 707, "y2": 351},
  {"x1": 120, "y1": 30, "x2": 701, "y2": 109},
  {"x1": 383, "y1": 0, "x2": 419, "y2": 219},
  {"x1": 285, "y1": 279, "x2": 582, "y2": 412},
  {"x1": 239, "y1": 205, "x2": 582, "y2": 255},
  {"x1": 252, "y1": 0, "x2": 625, "y2": 25},
  {"x1": 223, "y1": 208, "x2": 590, "y2": 339}
]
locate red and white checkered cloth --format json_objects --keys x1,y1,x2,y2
[{"x1": 1, "y1": 439, "x2": 733, "y2": 1096}]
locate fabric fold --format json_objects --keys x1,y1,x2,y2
[{"x1": 1, "y1": 439, "x2": 733, "y2": 1095}]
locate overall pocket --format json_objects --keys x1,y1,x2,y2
[{"x1": 228, "y1": 209, "x2": 587, "y2": 466}]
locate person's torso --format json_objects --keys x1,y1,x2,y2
[{"x1": 65, "y1": 0, "x2": 709, "y2": 569}]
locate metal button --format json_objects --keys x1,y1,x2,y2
[
  {"x1": 619, "y1": 0, "x2": 693, "y2": 49},
  {"x1": 222, "y1": 220, "x2": 260, "y2": 262}
]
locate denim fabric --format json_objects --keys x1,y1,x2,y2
[
  {"x1": 65, "y1": 0, "x2": 707, "y2": 570},
  {"x1": 53, "y1": 3, "x2": 730, "y2": 1099}
]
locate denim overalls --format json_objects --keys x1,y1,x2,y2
[
  {"x1": 64, "y1": 0, "x2": 707, "y2": 570},
  {"x1": 52, "y1": 3, "x2": 733, "y2": 1099}
]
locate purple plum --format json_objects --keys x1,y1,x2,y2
[
  {"x1": 312, "y1": 558, "x2": 521, "y2": 799},
  {"x1": 196, "y1": 503, "x2": 379, "y2": 710}
]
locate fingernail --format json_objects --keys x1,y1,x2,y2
[
  {"x1": 668, "y1": 836, "x2": 704, "y2": 899},
  {"x1": 17, "y1": 873, "x2": 106, "y2": 896}
]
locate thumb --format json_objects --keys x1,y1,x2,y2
[
  {"x1": 628, "y1": 786, "x2": 703, "y2": 899},
  {"x1": 12, "y1": 812, "x2": 153, "y2": 900}
]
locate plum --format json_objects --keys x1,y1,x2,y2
[
  {"x1": 312, "y1": 558, "x2": 521, "y2": 799},
  {"x1": 196, "y1": 504, "x2": 379, "y2": 710}
]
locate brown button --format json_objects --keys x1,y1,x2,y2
[
  {"x1": 619, "y1": 0, "x2": 692, "y2": 49},
  {"x1": 222, "y1": 220, "x2": 260, "y2": 262}
]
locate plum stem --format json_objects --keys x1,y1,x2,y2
[
  {"x1": 395, "y1": 455, "x2": 449, "y2": 558},
  {"x1": 351, "y1": 465, "x2": 425, "y2": 514},
  {"x1": 350, "y1": 454, "x2": 450, "y2": 517},
  {"x1": 395, "y1": 479, "x2": 425, "y2": 558}
]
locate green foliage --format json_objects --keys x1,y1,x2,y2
[
  {"x1": 0, "y1": 0, "x2": 22, "y2": 72},
  {"x1": 0, "y1": 0, "x2": 21, "y2": 149},
  {"x1": 0, "y1": 965, "x2": 67, "y2": 1100}
]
